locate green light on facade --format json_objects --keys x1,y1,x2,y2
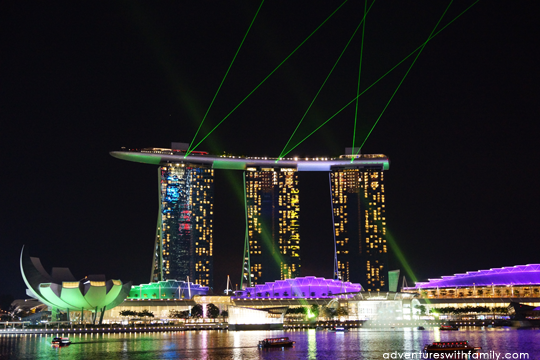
[
  {"x1": 212, "y1": 160, "x2": 246, "y2": 170},
  {"x1": 110, "y1": 152, "x2": 162, "y2": 165}
]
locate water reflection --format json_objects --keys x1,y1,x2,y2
[
  {"x1": 308, "y1": 329, "x2": 317, "y2": 359},
  {"x1": 1, "y1": 328, "x2": 540, "y2": 359},
  {"x1": 433, "y1": 327, "x2": 441, "y2": 342},
  {"x1": 232, "y1": 330, "x2": 242, "y2": 360}
]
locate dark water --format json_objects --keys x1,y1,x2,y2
[{"x1": 1, "y1": 327, "x2": 539, "y2": 359}]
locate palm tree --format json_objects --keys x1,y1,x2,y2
[
  {"x1": 336, "y1": 307, "x2": 348, "y2": 318},
  {"x1": 119, "y1": 310, "x2": 137, "y2": 324},
  {"x1": 138, "y1": 309, "x2": 154, "y2": 324}
]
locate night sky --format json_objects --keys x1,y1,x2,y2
[{"x1": 2, "y1": 1, "x2": 539, "y2": 299}]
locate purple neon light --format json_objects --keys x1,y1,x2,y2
[
  {"x1": 406, "y1": 264, "x2": 540, "y2": 289},
  {"x1": 233, "y1": 276, "x2": 362, "y2": 299}
]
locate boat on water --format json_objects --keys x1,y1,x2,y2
[
  {"x1": 51, "y1": 337, "x2": 71, "y2": 346},
  {"x1": 258, "y1": 337, "x2": 295, "y2": 348},
  {"x1": 424, "y1": 341, "x2": 481, "y2": 358},
  {"x1": 417, "y1": 326, "x2": 425, "y2": 330},
  {"x1": 440, "y1": 324, "x2": 459, "y2": 331},
  {"x1": 328, "y1": 326, "x2": 348, "y2": 332}
]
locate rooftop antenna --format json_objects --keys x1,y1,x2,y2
[
  {"x1": 226, "y1": 275, "x2": 231, "y2": 295},
  {"x1": 401, "y1": 276, "x2": 408, "y2": 290},
  {"x1": 187, "y1": 276, "x2": 192, "y2": 317}
]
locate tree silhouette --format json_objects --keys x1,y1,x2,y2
[
  {"x1": 191, "y1": 304, "x2": 203, "y2": 318},
  {"x1": 169, "y1": 310, "x2": 190, "y2": 319},
  {"x1": 206, "y1": 304, "x2": 220, "y2": 318},
  {"x1": 336, "y1": 307, "x2": 348, "y2": 317}
]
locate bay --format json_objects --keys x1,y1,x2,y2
[{"x1": 1, "y1": 327, "x2": 539, "y2": 360}]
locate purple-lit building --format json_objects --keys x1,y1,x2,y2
[
  {"x1": 406, "y1": 264, "x2": 540, "y2": 290},
  {"x1": 233, "y1": 276, "x2": 362, "y2": 299},
  {"x1": 402, "y1": 264, "x2": 540, "y2": 314}
]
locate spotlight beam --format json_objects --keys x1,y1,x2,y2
[
  {"x1": 354, "y1": 0, "x2": 454, "y2": 158},
  {"x1": 187, "y1": 0, "x2": 265, "y2": 156},
  {"x1": 351, "y1": 0, "x2": 369, "y2": 158},
  {"x1": 277, "y1": 0, "x2": 375, "y2": 161},
  {"x1": 280, "y1": 0, "x2": 481, "y2": 159},
  {"x1": 186, "y1": 0, "x2": 350, "y2": 156}
]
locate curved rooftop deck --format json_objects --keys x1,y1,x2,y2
[{"x1": 110, "y1": 148, "x2": 389, "y2": 171}]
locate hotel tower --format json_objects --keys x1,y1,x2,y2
[
  {"x1": 331, "y1": 165, "x2": 388, "y2": 291},
  {"x1": 245, "y1": 167, "x2": 301, "y2": 285},
  {"x1": 151, "y1": 163, "x2": 214, "y2": 288},
  {"x1": 111, "y1": 145, "x2": 389, "y2": 291}
]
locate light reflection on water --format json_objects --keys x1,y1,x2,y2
[
  {"x1": 1, "y1": 327, "x2": 540, "y2": 360},
  {"x1": 308, "y1": 329, "x2": 317, "y2": 359}
]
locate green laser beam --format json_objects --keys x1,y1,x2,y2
[
  {"x1": 187, "y1": 0, "x2": 349, "y2": 156},
  {"x1": 354, "y1": 0, "x2": 454, "y2": 157},
  {"x1": 352, "y1": 0, "x2": 368, "y2": 159},
  {"x1": 385, "y1": 229, "x2": 418, "y2": 284},
  {"x1": 277, "y1": 0, "x2": 375, "y2": 161},
  {"x1": 186, "y1": 0, "x2": 265, "y2": 157},
  {"x1": 280, "y1": 0, "x2": 480, "y2": 159}
]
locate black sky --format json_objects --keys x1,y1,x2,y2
[{"x1": 2, "y1": 1, "x2": 539, "y2": 298}]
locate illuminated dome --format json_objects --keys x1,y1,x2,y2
[
  {"x1": 410, "y1": 264, "x2": 540, "y2": 289},
  {"x1": 20, "y1": 246, "x2": 131, "y2": 311},
  {"x1": 128, "y1": 280, "x2": 209, "y2": 299},
  {"x1": 233, "y1": 276, "x2": 362, "y2": 299}
]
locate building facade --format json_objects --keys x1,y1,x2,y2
[
  {"x1": 128, "y1": 280, "x2": 209, "y2": 300},
  {"x1": 111, "y1": 147, "x2": 390, "y2": 291},
  {"x1": 331, "y1": 167, "x2": 388, "y2": 291},
  {"x1": 151, "y1": 163, "x2": 214, "y2": 288},
  {"x1": 403, "y1": 264, "x2": 540, "y2": 300},
  {"x1": 245, "y1": 168, "x2": 300, "y2": 285}
]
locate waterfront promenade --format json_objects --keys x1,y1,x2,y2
[{"x1": 0, "y1": 318, "x2": 508, "y2": 335}]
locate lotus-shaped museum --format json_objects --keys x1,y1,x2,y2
[{"x1": 20, "y1": 246, "x2": 131, "y2": 314}]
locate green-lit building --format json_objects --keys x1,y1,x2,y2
[
  {"x1": 128, "y1": 280, "x2": 209, "y2": 300},
  {"x1": 20, "y1": 247, "x2": 131, "y2": 324}
]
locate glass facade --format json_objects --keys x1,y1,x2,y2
[
  {"x1": 151, "y1": 164, "x2": 214, "y2": 288},
  {"x1": 331, "y1": 168, "x2": 388, "y2": 291},
  {"x1": 246, "y1": 168, "x2": 300, "y2": 285},
  {"x1": 128, "y1": 280, "x2": 209, "y2": 300},
  {"x1": 234, "y1": 276, "x2": 362, "y2": 299}
]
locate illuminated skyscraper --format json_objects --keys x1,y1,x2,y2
[
  {"x1": 245, "y1": 168, "x2": 300, "y2": 285},
  {"x1": 151, "y1": 164, "x2": 214, "y2": 288},
  {"x1": 331, "y1": 166, "x2": 388, "y2": 291},
  {"x1": 111, "y1": 146, "x2": 389, "y2": 291}
]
